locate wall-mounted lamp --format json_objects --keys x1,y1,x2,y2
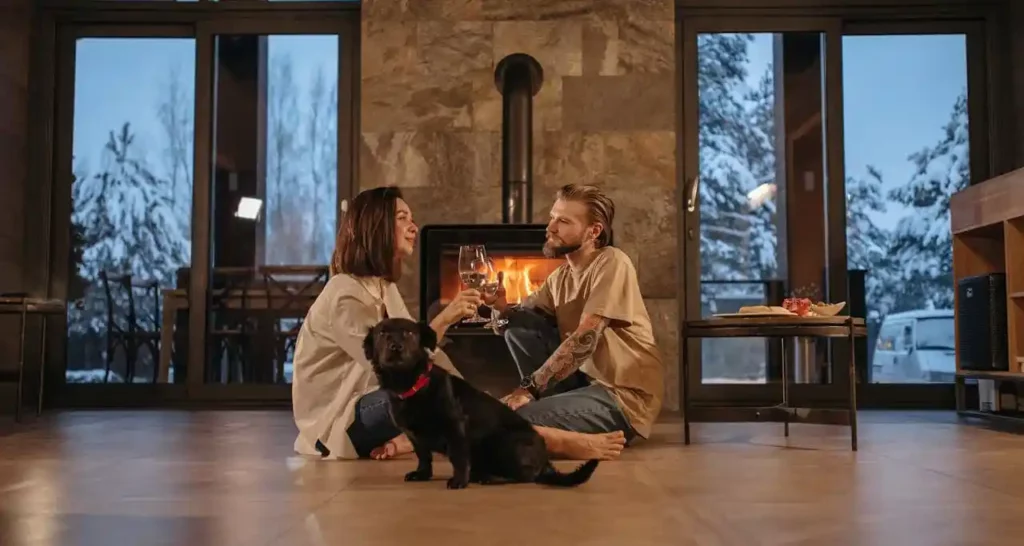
[
  {"x1": 235, "y1": 196, "x2": 263, "y2": 221},
  {"x1": 746, "y1": 183, "x2": 777, "y2": 211}
]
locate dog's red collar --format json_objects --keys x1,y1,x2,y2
[{"x1": 397, "y1": 362, "x2": 433, "y2": 400}]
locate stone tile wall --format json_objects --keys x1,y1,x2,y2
[{"x1": 359, "y1": 0, "x2": 680, "y2": 410}]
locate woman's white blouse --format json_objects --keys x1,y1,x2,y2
[{"x1": 291, "y1": 273, "x2": 462, "y2": 459}]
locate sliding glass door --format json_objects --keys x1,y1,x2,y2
[
  {"x1": 188, "y1": 18, "x2": 355, "y2": 401},
  {"x1": 681, "y1": 17, "x2": 849, "y2": 408},
  {"x1": 681, "y1": 15, "x2": 992, "y2": 409},
  {"x1": 839, "y1": 20, "x2": 988, "y2": 407},
  {"x1": 43, "y1": 5, "x2": 359, "y2": 406}
]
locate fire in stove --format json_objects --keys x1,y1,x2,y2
[
  {"x1": 440, "y1": 252, "x2": 561, "y2": 305},
  {"x1": 498, "y1": 257, "x2": 541, "y2": 303}
]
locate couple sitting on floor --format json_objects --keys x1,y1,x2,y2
[{"x1": 291, "y1": 183, "x2": 664, "y2": 461}]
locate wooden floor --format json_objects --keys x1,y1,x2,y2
[{"x1": 2, "y1": 410, "x2": 1024, "y2": 546}]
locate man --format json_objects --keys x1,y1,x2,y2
[{"x1": 485, "y1": 184, "x2": 664, "y2": 445}]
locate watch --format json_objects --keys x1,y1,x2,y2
[{"x1": 519, "y1": 375, "x2": 540, "y2": 399}]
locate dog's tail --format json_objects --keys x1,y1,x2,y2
[{"x1": 534, "y1": 459, "x2": 599, "y2": 487}]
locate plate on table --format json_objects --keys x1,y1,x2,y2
[
  {"x1": 712, "y1": 305, "x2": 795, "y2": 319},
  {"x1": 712, "y1": 312, "x2": 793, "y2": 318}
]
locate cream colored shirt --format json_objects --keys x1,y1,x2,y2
[
  {"x1": 291, "y1": 273, "x2": 461, "y2": 460},
  {"x1": 524, "y1": 246, "x2": 664, "y2": 438}
]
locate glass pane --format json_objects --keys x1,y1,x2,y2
[
  {"x1": 68, "y1": 38, "x2": 196, "y2": 385},
  {"x1": 207, "y1": 34, "x2": 338, "y2": 384},
  {"x1": 697, "y1": 32, "x2": 828, "y2": 384},
  {"x1": 843, "y1": 34, "x2": 967, "y2": 384}
]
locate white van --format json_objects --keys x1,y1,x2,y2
[{"x1": 871, "y1": 309, "x2": 956, "y2": 383}]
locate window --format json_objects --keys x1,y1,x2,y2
[
  {"x1": 210, "y1": 34, "x2": 339, "y2": 270},
  {"x1": 696, "y1": 32, "x2": 826, "y2": 384},
  {"x1": 843, "y1": 34, "x2": 968, "y2": 384},
  {"x1": 915, "y1": 316, "x2": 955, "y2": 351},
  {"x1": 207, "y1": 33, "x2": 339, "y2": 384},
  {"x1": 67, "y1": 37, "x2": 196, "y2": 384}
]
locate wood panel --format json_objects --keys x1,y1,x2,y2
[
  {"x1": 1006, "y1": 218, "x2": 1024, "y2": 371},
  {"x1": 950, "y1": 166, "x2": 1024, "y2": 234},
  {"x1": 0, "y1": 0, "x2": 32, "y2": 378}
]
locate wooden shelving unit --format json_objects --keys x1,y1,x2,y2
[{"x1": 951, "y1": 167, "x2": 1024, "y2": 422}]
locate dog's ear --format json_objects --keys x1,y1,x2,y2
[
  {"x1": 418, "y1": 321, "x2": 438, "y2": 351},
  {"x1": 362, "y1": 329, "x2": 376, "y2": 362}
]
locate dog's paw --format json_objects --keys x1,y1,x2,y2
[
  {"x1": 404, "y1": 470, "x2": 432, "y2": 482},
  {"x1": 446, "y1": 477, "x2": 469, "y2": 490}
]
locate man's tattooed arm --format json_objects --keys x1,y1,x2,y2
[{"x1": 530, "y1": 314, "x2": 609, "y2": 392}]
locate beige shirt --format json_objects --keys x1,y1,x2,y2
[
  {"x1": 291, "y1": 273, "x2": 461, "y2": 460},
  {"x1": 525, "y1": 246, "x2": 663, "y2": 438}
]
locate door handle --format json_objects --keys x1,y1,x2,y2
[
  {"x1": 340, "y1": 198, "x2": 349, "y2": 213},
  {"x1": 686, "y1": 175, "x2": 700, "y2": 213}
]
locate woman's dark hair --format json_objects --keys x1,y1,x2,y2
[{"x1": 331, "y1": 186, "x2": 404, "y2": 282}]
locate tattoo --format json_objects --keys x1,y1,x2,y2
[{"x1": 532, "y1": 314, "x2": 609, "y2": 391}]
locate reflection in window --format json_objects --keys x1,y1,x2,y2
[
  {"x1": 843, "y1": 34, "x2": 968, "y2": 384},
  {"x1": 211, "y1": 35, "x2": 338, "y2": 270},
  {"x1": 208, "y1": 34, "x2": 338, "y2": 385},
  {"x1": 68, "y1": 38, "x2": 196, "y2": 383},
  {"x1": 265, "y1": 35, "x2": 339, "y2": 266}
]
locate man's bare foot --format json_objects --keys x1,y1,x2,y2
[
  {"x1": 535, "y1": 427, "x2": 627, "y2": 461},
  {"x1": 369, "y1": 433, "x2": 413, "y2": 460}
]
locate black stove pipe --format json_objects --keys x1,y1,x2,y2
[{"x1": 495, "y1": 53, "x2": 543, "y2": 224}]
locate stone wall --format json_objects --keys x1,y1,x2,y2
[{"x1": 359, "y1": 0, "x2": 680, "y2": 410}]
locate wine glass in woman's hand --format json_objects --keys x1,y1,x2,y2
[{"x1": 458, "y1": 245, "x2": 491, "y2": 323}]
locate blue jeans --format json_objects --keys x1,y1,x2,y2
[
  {"x1": 344, "y1": 390, "x2": 402, "y2": 459},
  {"x1": 503, "y1": 308, "x2": 637, "y2": 443}
]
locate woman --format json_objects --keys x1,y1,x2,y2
[{"x1": 291, "y1": 186, "x2": 625, "y2": 461}]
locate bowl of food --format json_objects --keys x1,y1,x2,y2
[{"x1": 782, "y1": 298, "x2": 846, "y2": 317}]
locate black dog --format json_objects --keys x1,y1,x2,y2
[{"x1": 363, "y1": 317, "x2": 599, "y2": 490}]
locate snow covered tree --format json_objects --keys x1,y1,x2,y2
[
  {"x1": 68, "y1": 161, "x2": 89, "y2": 305},
  {"x1": 70, "y1": 122, "x2": 190, "y2": 336},
  {"x1": 887, "y1": 91, "x2": 968, "y2": 312},
  {"x1": 845, "y1": 166, "x2": 897, "y2": 316},
  {"x1": 697, "y1": 34, "x2": 778, "y2": 289}
]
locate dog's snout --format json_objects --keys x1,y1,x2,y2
[{"x1": 387, "y1": 342, "x2": 402, "y2": 352}]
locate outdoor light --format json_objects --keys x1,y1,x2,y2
[
  {"x1": 235, "y1": 196, "x2": 263, "y2": 220},
  {"x1": 746, "y1": 183, "x2": 776, "y2": 210}
]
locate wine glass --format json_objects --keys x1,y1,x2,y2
[
  {"x1": 458, "y1": 245, "x2": 493, "y2": 324},
  {"x1": 479, "y1": 257, "x2": 502, "y2": 327}
]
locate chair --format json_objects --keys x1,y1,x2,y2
[
  {"x1": 99, "y1": 272, "x2": 162, "y2": 383},
  {"x1": 1, "y1": 293, "x2": 66, "y2": 421},
  {"x1": 207, "y1": 268, "x2": 259, "y2": 383},
  {"x1": 259, "y1": 266, "x2": 328, "y2": 383}
]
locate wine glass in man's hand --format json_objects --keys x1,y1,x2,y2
[{"x1": 482, "y1": 270, "x2": 508, "y2": 313}]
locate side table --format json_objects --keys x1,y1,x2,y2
[
  {"x1": 682, "y1": 315, "x2": 868, "y2": 451},
  {"x1": 0, "y1": 296, "x2": 66, "y2": 421}
]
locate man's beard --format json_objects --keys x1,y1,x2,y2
[{"x1": 543, "y1": 239, "x2": 581, "y2": 258}]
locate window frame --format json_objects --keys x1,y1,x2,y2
[
  {"x1": 676, "y1": 1, "x2": 1008, "y2": 412},
  {"x1": 29, "y1": 1, "x2": 360, "y2": 407}
]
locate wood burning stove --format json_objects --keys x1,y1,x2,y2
[
  {"x1": 413, "y1": 53, "x2": 559, "y2": 394},
  {"x1": 417, "y1": 224, "x2": 561, "y2": 394},
  {"x1": 419, "y1": 53, "x2": 556, "y2": 329}
]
